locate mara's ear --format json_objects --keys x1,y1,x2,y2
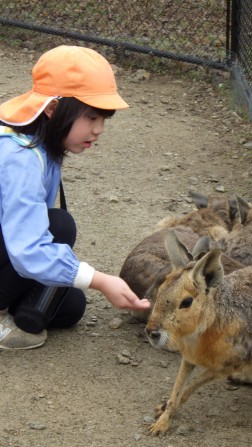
[
  {"x1": 189, "y1": 191, "x2": 208, "y2": 209},
  {"x1": 191, "y1": 248, "x2": 224, "y2": 289},
  {"x1": 229, "y1": 197, "x2": 239, "y2": 220},
  {"x1": 191, "y1": 236, "x2": 211, "y2": 260},
  {"x1": 164, "y1": 230, "x2": 192, "y2": 269},
  {"x1": 235, "y1": 195, "x2": 251, "y2": 224},
  {"x1": 145, "y1": 264, "x2": 171, "y2": 303}
]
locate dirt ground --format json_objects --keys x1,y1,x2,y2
[{"x1": 0, "y1": 45, "x2": 251, "y2": 447}]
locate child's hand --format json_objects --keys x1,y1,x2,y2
[{"x1": 90, "y1": 271, "x2": 151, "y2": 311}]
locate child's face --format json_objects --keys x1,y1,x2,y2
[{"x1": 63, "y1": 110, "x2": 105, "y2": 154}]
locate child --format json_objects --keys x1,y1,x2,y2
[{"x1": 0, "y1": 45, "x2": 150, "y2": 350}]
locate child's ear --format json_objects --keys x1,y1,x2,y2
[{"x1": 44, "y1": 99, "x2": 59, "y2": 118}]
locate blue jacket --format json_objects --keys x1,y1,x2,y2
[{"x1": 0, "y1": 127, "x2": 80, "y2": 286}]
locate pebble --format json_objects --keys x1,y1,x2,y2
[
  {"x1": 121, "y1": 349, "x2": 131, "y2": 357},
  {"x1": 207, "y1": 176, "x2": 219, "y2": 182},
  {"x1": 116, "y1": 354, "x2": 130, "y2": 364},
  {"x1": 166, "y1": 203, "x2": 177, "y2": 211},
  {"x1": 109, "y1": 317, "x2": 123, "y2": 329},
  {"x1": 243, "y1": 141, "x2": 252, "y2": 149},
  {"x1": 158, "y1": 360, "x2": 169, "y2": 368},
  {"x1": 109, "y1": 196, "x2": 119, "y2": 203},
  {"x1": 28, "y1": 422, "x2": 47, "y2": 430},
  {"x1": 160, "y1": 165, "x2": 171, "y2": 171},
  {"x1": 86, "y1": 321, "x2": 97, "y2": 327},
  {"x1": 131, "y1": 361, "x2": 139, "y2": 367},
  {"x1": 188, "y1": 176, "x2": 198, "y2": 185},
  {"x1": 160, "y1": 98, "x2": 170, "y2": 104},
  {"x1": 143, "y1": 415, "x2": 155, "y2": 424},
  {"x1": 175, "y1": 423, "x2": 193, "y2": 435}
]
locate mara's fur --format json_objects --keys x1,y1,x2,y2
[
  {"x1": 145, "y1": 231, "x2": 252, "y2": 436},
  {"x1": 119, "y1": 192, "x2": 246, "y2": 321}
]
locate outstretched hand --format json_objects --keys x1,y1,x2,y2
[{"x1": 90, "y1": 271, "x2": 150, "y2": 311}]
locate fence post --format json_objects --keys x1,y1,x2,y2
[{"x1": 230, "y1": 0, "x2": 239, "y2": 60}]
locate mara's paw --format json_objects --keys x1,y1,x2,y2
[
  {"x1": 148, "y1": 416, "x2": 170, "y2": 437},
  {"x1": 228, "y1": 372, "x2": 252, "y2": 386},
  {"x1": 228, "y1": 366, "x2": 252, "y2": 386}
]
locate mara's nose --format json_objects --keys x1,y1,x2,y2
[{"x1": 145, "y1": 327, "x2": 161, "y2": 340}]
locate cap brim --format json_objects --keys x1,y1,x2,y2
[
  {"x1": 76, "y1": 93, "x2": 129, "y2": 110},
  {"x1": 0, "y1": 90, "x2": 57, "y2": 126},
  {"x1": 0, "y1": 89, "x2": 129, "y2": 126}
]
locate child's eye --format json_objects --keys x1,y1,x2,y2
[{"x1": 87, "y1": 114, "x2": 99, "y2": 121}]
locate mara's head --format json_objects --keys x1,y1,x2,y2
[
  {"x1": 189, "y1": 191, "x2": 239, "y2": 230},
  {"x1": 145, "y1": 230, "x2": 224, "y2": 351}
]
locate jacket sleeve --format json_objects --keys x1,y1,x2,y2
[{"x1": 0, "y1": 142, "x2": 82, "y2": 287}]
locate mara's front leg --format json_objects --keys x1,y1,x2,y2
[
  {"x1": 149, "y1": 359, "x2": 195, "y2": 436},
  {"x1": 179, "y1": 368, "x2": 218, "y2": 407}
]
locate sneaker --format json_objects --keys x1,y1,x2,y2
[{"x1": 0, "y1": 313, "x2": 47, "y2": 350}]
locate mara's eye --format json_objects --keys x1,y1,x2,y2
[{"x1": 179, "y1": 297, "x2": 193, "y2": 309}]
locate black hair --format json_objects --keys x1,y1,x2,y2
[{"x1": 2, "y1": 98, "x2": 115, "y2": 163}]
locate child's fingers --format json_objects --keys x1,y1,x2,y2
[{"x1": 130, "y1": 297, "x2": 151, "y2": 310}]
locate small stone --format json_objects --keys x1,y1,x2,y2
[
  {"x1": 140, "y1": 97, "x2": 149, "y2": 104},
  {"x1": 158, "y1": 360, "x2": 169, "y2": 368},
  {"x1": 116, "y1": 354, "x2": 130, "y2": 364},
  {"x1": 188, "y1": 176, "x2": 198, "y2": 185},
  {"x1": 109, "y1": 196, "x2": 119, "y2": 203},
  {"x1": 243, "y1": 141, "x2": 252, "y2": 149},
  {"x1": 28, "y1": 422, "x2": 47, "y2": 430},
  {"x1": 143, "y1": 415, "x2": 155, "y2": 424},
  {"x1": 207, "y1": 176, "x2": 219, "y2": 182},
  {"x1": 175, "y1": 424, "x2": 193, "y2": 435},
  {"x1": 86, "y1": 321, "x2": 97, "y2": 327},
  {"x1": 160, "y1": 165, "x2": 170, "y2": 171},
  {"x1": 215, "y1": 184, "x2": 225, "y2": 192},
  {"x1": 167, "y1": 203, "x2": 177, "y2": 212},
  {"x1": 160, "y1": 98, "x2": 170, "y2": 104},
  {"x1": 131, "y1": 361, "x2": 139, "y2": 367},
  {"x1": 109, "y1": 317, "x2": 123, "y2": 329},
  {"x1": 121, "y1": 349, "x2": 131, "y2": 357}
]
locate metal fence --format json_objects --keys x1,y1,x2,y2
[
  {"x1": 0, "y1": 0, "x2": 251, "y2": 117},
  {"x1": 0, "y1": 1, "x2": 231, "y2": 69},
  {"x1": 231, "y1": 0, "x2": 252, "y2": 118}
]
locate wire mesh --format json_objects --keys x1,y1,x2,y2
[
  {"x1": 0, "y1": 1, "x2": 251, "y2": 117},
  {"x1": 0, "y1": 0, "x2": 229, "y2": 69},
  {"x1": 236, "y1": 0, "x2": 252, "y2": 84}
]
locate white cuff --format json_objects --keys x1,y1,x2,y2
[{"x1": 73, "y1": 262, "x2": 95, "y2": 290}]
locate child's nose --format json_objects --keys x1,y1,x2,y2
[{"x1": 93, "y1": 119, "x2": 104, "y2": 136}]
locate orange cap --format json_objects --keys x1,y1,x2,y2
[{"x1": 0, "y1": 45, "x2": 129, "y2": 125}]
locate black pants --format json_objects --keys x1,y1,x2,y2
[{"x1": 0, "y1": 208, "x2": 86, "y2": 330}]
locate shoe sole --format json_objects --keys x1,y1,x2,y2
[{"x1": 0, "y1": 339, "x2": 46, "y2": 350}]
